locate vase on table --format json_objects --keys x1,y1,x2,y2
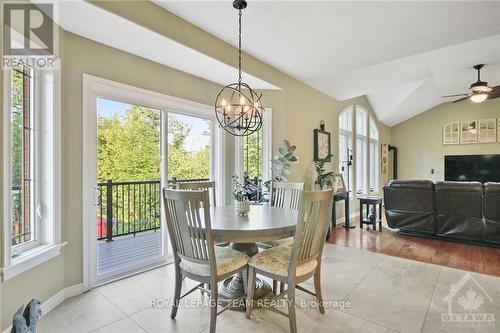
[{"x1": 234, "y1": 199, "x2": 250, "y2": 216}]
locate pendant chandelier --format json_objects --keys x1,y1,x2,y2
[{"x1": 215, "y1": 0, "x2": 264, "y2": 137}]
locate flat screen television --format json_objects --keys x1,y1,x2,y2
[{"x1": 445, "y1": 155, "x2": 500, "y2": 183}]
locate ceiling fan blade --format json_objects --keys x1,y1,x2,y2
[
  {"x1": 452, "y1": 96, "x2": 471, "y2": 103},
  {"x1": 441, "y1": 93, "x2": 469, "y2": 98}
]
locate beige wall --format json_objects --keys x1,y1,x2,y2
[
  {"x1": 392, "y1": 99, "x2": 500, "y2": 181},
  {"x1": 0, "y1": 3, "x2": 389, "y2": 329}
]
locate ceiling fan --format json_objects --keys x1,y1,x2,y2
[{"x1": 441, "y1": 64, "x2": 500, "y2": 103}]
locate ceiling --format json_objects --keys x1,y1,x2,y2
[
  {"x1": 156, "y1": 1, "x2": 500, "y2": 126},
  {"x1": 46, "y1": 1, "x2": 278, "y2": 90}
]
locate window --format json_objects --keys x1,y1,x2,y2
[
  {"x1": 369, "y1": 117, "x2": 379, "y2": 193},
  {"x1": 338, "y1": 105, "x2": 380, "y2": 197},
  {"x1": 338, "y1": 106, "x2": 353, "y2": 192},
  {"x1": 243, "y1": 128, "x2": 264, "y2": 181},
  {"x1": 3, "y1": 62, "x2": 62, "y2": 280},
  {"x1": 355, "y1": 108, "x2": 368, "y2": 195},
  {"x1": 236, "y1": 109, "x2": 272, "y2": 180},
  {"x1": 10, "y1": 62, "x2": 36, "y2": 251}
]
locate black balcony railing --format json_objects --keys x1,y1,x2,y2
[
  {"x1": 11, "y1": 185, "x2": 31, "y2": 245},
  {"x1": 96, "y1": 178, "x2": 208, "y2": 241}
]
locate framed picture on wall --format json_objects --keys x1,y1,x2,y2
[
  {"x1": 443, "y1": 122, "x2": 460, "y2": 145},
  {"x1": 460, "y1": 120, "x2": 477, "y2": 144},
  {"x1": 478, "y1": 119, "x2": 497, "y2": 143},
  {"x1": 313, "y1": 129, "x2": 331, "y2": 161},
  {"x1": 498, "y1": 118, "x2": 500, "y2": 142}
]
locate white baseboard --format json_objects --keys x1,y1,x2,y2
[
  {"x1": 2, "y1": 283, "x2": 83, "y2": 333},
  {"x1": 41, "y1": 283, "x2": 83, "y2": 315},
  {"x1": 335, "y1": 212, "x2": 360, "y2": 225}
]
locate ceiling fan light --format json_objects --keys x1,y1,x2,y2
[{"x1": 470, "y1": 93, "x2": 488, "y2": 103}]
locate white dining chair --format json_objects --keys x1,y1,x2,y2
[
  {"x1": 260, "y1": 181, "x2": 304, "y2": 293},
  {"x1": 177, "y1": 180, "x2": 217, "y2": 207},
  {"x1": 246, "y1": 189, "x2": 334, "y2": 333},
  {"x1": 163, "y1": 189, "x2": 249, "y2": 333}
]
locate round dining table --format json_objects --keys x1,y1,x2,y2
[{"x1": 209, "y1": 205, "x2": 298, "y2": 305}]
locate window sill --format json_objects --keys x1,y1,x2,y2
[{"x1": 1, "y1": 242, "x2": 67, "y2": 281}]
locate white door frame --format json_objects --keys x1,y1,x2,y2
[{"x1": 82, "y1": 74, "x2": 222, "y2": 290}]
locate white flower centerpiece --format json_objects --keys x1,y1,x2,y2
[{"x1": 232, "y1": 175, "x2": 250, "y2": 216}]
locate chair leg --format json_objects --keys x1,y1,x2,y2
[
  {"x1": 171, "y1": 264, "x2": 182, "y2": 319},
  {"x1": 287, "y1": 283, "x2": 297, "y2": 333},
  {"x1": 279, "y1": 282, "x2": 285, "y2": 293},
  {"x1": 314, "y1": 269, "x2": 325, "y2": 315},
  {"x1": 209, "y1": 282, "x2": 218, "y2": 333},
  {"x1": 246, "y1": 266, "x2": 256, "y2": 319},
  {"x1": 272, "y1": 280, "x2": 278, "y2": 295}
]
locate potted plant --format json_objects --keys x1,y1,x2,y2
[
  {"x1": 271, "y1": 140, "x2": 298, "y2": 182},
  {"x1": 232, "y1": 175, "x2": 250, "y2": 216},
  {"x1": 314, "y1": 154, "x2": 334, "y2": 190}
]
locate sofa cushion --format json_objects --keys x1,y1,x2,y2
[
  {"x1": 388, "y1": 180, "x2": 434, "y2": 190},
  {"x1": 484, "y1": 182, "x2": 500, "y2": 244},
  {"x1": 434, "y1": 181, "x2": 483, "y2": 241},
  {"x1": 383, "y1": 180, "x2": 435, "y2": 234}
]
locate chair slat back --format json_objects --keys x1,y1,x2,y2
[
  {"x1": 290, "y1": 190, "x2": 333, "y2": 273},
  {"x1": 177, "y1": 181, "x2": 217, "y2": 207},
  {"x1": 270, "y1": 182, "x2": 304, "y2": 211},
  {"x1": 163, "y1": 189, "x2": 215, "y2": 265}
]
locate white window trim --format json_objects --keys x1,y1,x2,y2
[
  {"x1": 2, "y1": 66, "x2": 62, "y2": 281},
  {"x1": 82, "y1": 74, "x2": 223, "y2": 289},
  {"x1": 235, "y1": 108, "x2": 272, "y2": 181}
]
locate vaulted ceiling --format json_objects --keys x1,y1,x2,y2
[{"x1": 156, "y1": 1, "x2": 500, "y2": 126}]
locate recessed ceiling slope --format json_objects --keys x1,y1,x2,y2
[
  {"x1": 52, "y1": 1, "x2": 279, "y2": 90},
  {"x1": 157, "y1": 1, "x2": 500, "y2": 126}
]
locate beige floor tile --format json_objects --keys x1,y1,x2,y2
[
  {"x1": 98, "y1": 271, "x2": 192, "y2": 316},
  {"x1": 94, "y1": 317, "x2": 146, "y2": 333},
  {"x1": 421, "y1": 267, "x2": 500, "y2": 333},
  {"x1": 341, "y1": 255, "x2": 441, "y2": 333},
  {"x1": 130, "y1": 304, "x2": 211, "y2": 333},
  {"x1": 38, "y1": 291, "x2": 126, "y2": 333}
]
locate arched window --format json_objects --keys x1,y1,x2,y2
[
  {"x1": 338, "y1": 105, "x2": 380, "y2": 197},
  {"x1": 338, "y1": 106, "x2": 353, "y2": 192}
]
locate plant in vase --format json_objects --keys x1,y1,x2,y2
[
  {"x1": 232, "y1": 175, "x2": 250, "y2": 216},
  {"x1": 271, "y1": 140, "x2": 298, "y2": 182},
  {"x1": 314, "y1": 154, "x2": 334, "y2": 190}
]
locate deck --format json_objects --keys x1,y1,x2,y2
[{"x1": 97, "y1": 231, "x2": 162, "y2": 275}]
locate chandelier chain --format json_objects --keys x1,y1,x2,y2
[{"x1": 238, "y1": 8, "x2": 242, "y2": 86}]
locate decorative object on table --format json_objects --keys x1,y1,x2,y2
[
  {"x1": 332, "y1": 174, "x2": 346, "y2": 193},
  {"x1": 443, "y1": 122, "x2": 460, "y2": 145},
  {"x1": 214, "y1": 0, "x2": 264, "y2": 137},
  {"x1": 271, "y1": 140, "x2": 298, "y2": 182},
  {"x1": 314, "y1": 122, "x2": 331, "y2": 161},
  {"x1": 232, "y1": 175, "x2": 250, "y2": 216},
  {"x1": 314, "y1": 154, "x2": 334, "y2": 190},
  {"x1": 11, "y1": 298, "x2": 42, "y2": 333},
  {"x1": 478, "y1": 119, "x2": 497, "y2": 143},
  {"x1": 460, "y1": 120, "x2": 478, "y2": 144}
]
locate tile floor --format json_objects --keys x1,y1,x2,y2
[{"x1": 38, "y1": 244, "x2": 500, "y2": 333}]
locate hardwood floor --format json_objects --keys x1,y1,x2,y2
[{"x1": 327, "y1": 217, "x2": 500, "y2": 277}]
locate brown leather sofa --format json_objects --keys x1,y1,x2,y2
[
  {"x1": 383, "y1": 180, "x2": 499, "y2": 246},
  {"x1": 484, "y1": 182, "x2": 500, "y2": 246},
  {"x1": 383, "y1": 180, "x2": 435, "y2": 235}
]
